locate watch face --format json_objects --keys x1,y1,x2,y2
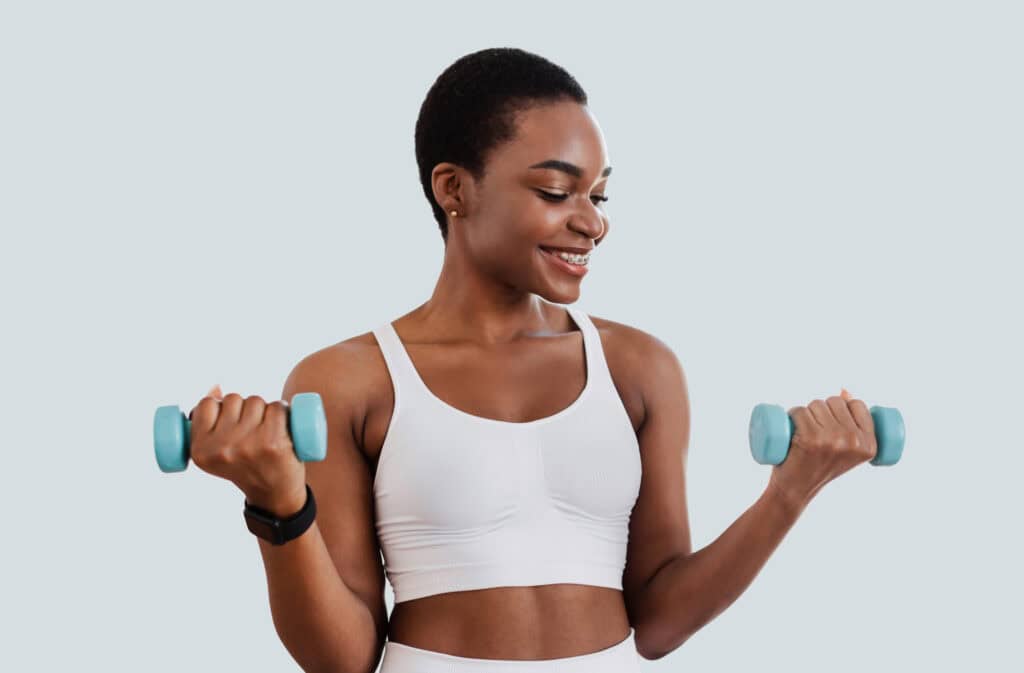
[{"x1": 245, "y1": 513, "x2": 282, "y2": 544}]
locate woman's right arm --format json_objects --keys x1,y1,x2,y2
[{"x1": 255, "y1": 345, "x2": 388, "y2": 673}]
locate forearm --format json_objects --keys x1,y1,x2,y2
[
  {"x1": 256, "y1": 522, "x2": 381, "y2": 673},
  {"x1": 634, "y1": 481, "x2": 807, "y2": 659}
]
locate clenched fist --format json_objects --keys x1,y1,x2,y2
[
  {"x1": 188, "y1": 384, "x2": 308, "y2": 514},
  {"x1": 767, "y1": 388, "x2": 878, "y2": 509}
]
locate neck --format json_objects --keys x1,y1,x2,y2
[{"x1": 411, "y1": 242, "x2": 572, "y2": 346}]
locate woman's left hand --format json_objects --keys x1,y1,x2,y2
[{"x1": 767, "y1": 388, "x2": 878, "y2": 509}]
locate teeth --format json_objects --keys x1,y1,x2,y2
[{"x1": 555, "y1": 250, "x2": 589, "y2": 265}]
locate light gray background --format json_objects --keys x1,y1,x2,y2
[{"x1": 2, "y1": 1, "x2": 1020, "y2": 670}]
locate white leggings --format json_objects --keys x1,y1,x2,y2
[{"x1": 379, "y1": 628, "x2": 641, "y2": 672}]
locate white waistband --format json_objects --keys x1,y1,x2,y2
[{"x1": 379, "y1": 629, "x2": 641, "y2": 673}]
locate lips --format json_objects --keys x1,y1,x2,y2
[
  {"x1": 539, "y1": 245, "x2": 593, "y2": 255},
  {"x1": 539, "y1": 246, "x2": 589, "y2": 277}
]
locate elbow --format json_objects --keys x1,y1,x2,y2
[
  {"x1": 299, "y1": 635, "x2": 385, "y2": 673},
  {"x1": 634, "y1": 620, "x2": 694, "y2": 661},
  {"x1": 636, "y1": 635, "x2": 693, "y2": 661}
]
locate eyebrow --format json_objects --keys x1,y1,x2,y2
[{"x1": 528, "y1": 159, "x2": 613, "y2": 179}]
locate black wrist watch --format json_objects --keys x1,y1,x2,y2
[{"x1": 243, "y1": 484, "x2": 317, "y2": 546}]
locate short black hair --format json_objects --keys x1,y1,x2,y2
[{"x1": 414, "y1": 47, "x2": 588, "y2": 244}]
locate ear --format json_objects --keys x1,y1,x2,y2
[{"x1": 431, "y1": 162, "x2": 466, "y2": 219}]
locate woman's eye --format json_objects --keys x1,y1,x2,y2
[{"x1": 537, "y1": 190, "x2": 610, "y2": 205}]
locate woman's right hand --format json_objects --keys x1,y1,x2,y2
[{"x1": 188, "y1": 384, "x2": 308, "y2": 515}]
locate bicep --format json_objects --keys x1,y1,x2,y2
[
  {"x1": 622, "y1": 335, "x2": 692, "y2": 616},
  {"x1": 282, "y1": 348, "x2": 388, "y2": 643}
]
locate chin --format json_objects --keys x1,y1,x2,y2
[
  {"x1": 534, "y1": 282, "x2": 582, "y2": 305},
  {"x1": 531, "y1": 248, "x2": 584, "y2": 303}
]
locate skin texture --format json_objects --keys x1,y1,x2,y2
[
  {"x1": 351, "y1": 100, "x2": 695, "y2": 659},
  {"x1": 203, "y1": 98, "x2": 879, "y2": 667},
  {"x1": 350, "y1": 101, "x2": 877, "y2": 660},
  {"x1": 358, "y1": 309, "x2": 665, "y2": 660},
  {"x1": 195, "y1": 99, "x2": 881, "y2": 667},
  {"x1": 372, "y1": 99, "x2": 667, "y2": 655}
]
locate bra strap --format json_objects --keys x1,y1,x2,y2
[
  {"x1": 372, "y1": 322, "x2": 420, "y2": 410},
  {"x1": 566, "y1": 306, "x2": 612, "y2": 388}
]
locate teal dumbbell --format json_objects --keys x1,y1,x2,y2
[
  {"x1": 153, "y1": 392, "x2": 328, "y2": 473},
  {"x1": 749, "y1": 403, "x2": 905, "y2": 466}
]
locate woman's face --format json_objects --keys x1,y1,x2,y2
[{"x1": 440, "y1": 100, "x2": 612, "y2": 303}]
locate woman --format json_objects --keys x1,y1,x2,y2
[{"x1": 189, "y1": 47, "x2": 878, "y2": 673}]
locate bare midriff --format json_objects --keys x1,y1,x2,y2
[{"x1": 386, "y1": 584, "x2": 632, "y2": 659}]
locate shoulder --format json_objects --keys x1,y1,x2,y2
[
  {"x1": 587, "y1": 314, "x2": 685, "y2": 430},
  {"x1": 282, "y1": 330, "x2": 391, "y2": 451},
  {"x1": 588, "y1": 314, "x2": 678, "y2": 370}
]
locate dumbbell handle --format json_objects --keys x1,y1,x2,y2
[
  {"x1": 748, "y1": 403, "x2": 905, "y2": 466},
  {"x1": 153, "y1": 392, "x2": 327, "y2": 473}
]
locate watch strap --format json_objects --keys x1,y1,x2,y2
[{"x1": 243, "y1": 484, "x2": 316, "y2": 546}]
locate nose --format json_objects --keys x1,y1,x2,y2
[{"x1": 569, "y1": 201, "x2": 606, "y2": 242}]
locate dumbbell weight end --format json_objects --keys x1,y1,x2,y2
[
  {"x1": 153, "y1": 392, "x2": 328, "y2": 473},
  {"x1": 749, "y1": 403, "x2": 905, "y2": 466}
]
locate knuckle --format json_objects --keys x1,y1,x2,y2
[
  {"x1": 245, "y1": 394, "x2": 266, "y2": 407},
  {"x1": 196, "y1": 397, "x2": 218, "y2": 413},
  {"x1": 836, "y1": 432, "x2": 860, "y2": 451},
  {"x1": 223, "y1": 392, "x2": 244, "y2": 404},
  {"x1": 195, "y1": 444, "x2": 230, "y2": 470},
  {"x1": 264, "y1": 403, "x2": 286, "y2": 426},
  {"x1": 228, "y1": 439, "x2": 256, "y2": 465},
  {"x1": 268, "y1": 430, "x2": 294, "y2": 453},
  {"x1": 806, "y1": 431, "x2": 826, "y2": 451},
  {"x1": 266, "y1": 436, "x2": 293, "y2": 456}
]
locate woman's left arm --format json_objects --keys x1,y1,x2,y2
[{"x1": 622, "y1": 333, "x2": 807, "y2": 661}]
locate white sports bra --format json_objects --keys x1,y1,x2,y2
[{"x1": 370, "y1": 306, "x2": 642, "y2": 604}]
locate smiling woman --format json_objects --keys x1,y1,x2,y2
[
  {"x1": 413, "y1": 50, "x2": 610, "y2": 248},
  {"x1": 417, "y1": 82, "x2": 613, "y2": 306},
  {"x1": 257, "y1": 47, "x2": 679, "y2": 673},
  {"x1": 354, "y1": 48, "x2": 661, "y2": 672},
  {"x1": 365, "y1": 50, "x2": 647, "y2": 669}
]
